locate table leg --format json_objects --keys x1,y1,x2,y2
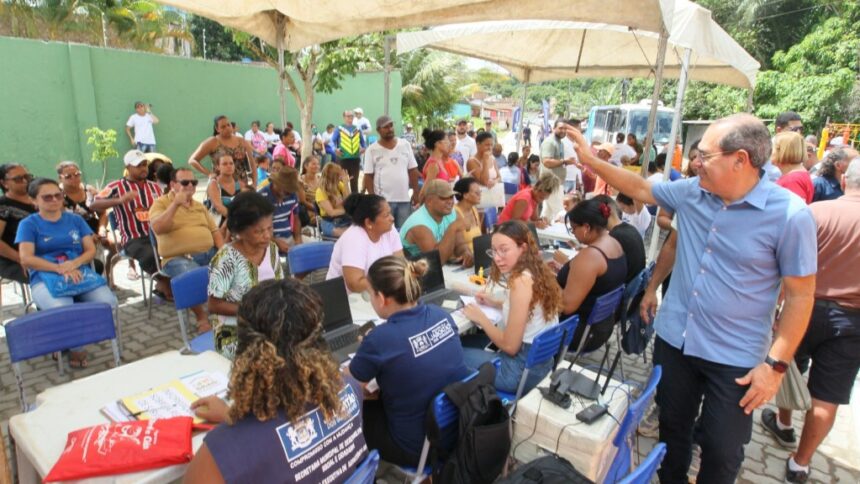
[{"x1": 13, "y1": 442, "x2": 38, "y2": 484}]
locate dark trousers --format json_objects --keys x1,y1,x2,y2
[
  {"x1": 124, "y1": 236, "x2": 158, "y2": 275},
  {"x1": 362, "y1": 399, "x2": 421, "y2": 468},
  {"x1": 338, "y1": 157, "x2": 361, "y2": 193},
  {"x1": 654, "y1": 337, "x2": 753, "y2": 484}
]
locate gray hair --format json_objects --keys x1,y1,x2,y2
[
  {"x1": 715, "y1": 114, "x2": 772, "y2": 168},
  {"x1": 818, "y1": 148, "x2": 853, "y2": 178},
  {"x1": 845, "y1": 158, "x2": 860, "y2": 190}
]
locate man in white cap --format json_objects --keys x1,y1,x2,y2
[
  {"x1": 91, "y1": 149, "x2": 169, "y2": 295},
  {"x1": 353, "y1": 107, "x2": 372, "y2": 137},
  {"x1": 402, "y1": 122, "x2": 417, "y2": 151}
]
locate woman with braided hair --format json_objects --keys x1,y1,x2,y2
[
  {"x1": 185, "y1": 278, "x2": 368, "y2": 484},
  {"x1": 347, "y1": 255, "x2": 470, "y2": 467},
  {"x1": 460, "y1": 220, "x2": 562, "y2": 395},
  {"x1": 555, "y1": 198, "x2": 627, "y2": 352}
]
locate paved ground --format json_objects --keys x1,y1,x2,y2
[{"x1": 2, "y1": 260, "x2": 859, "y2": 482}]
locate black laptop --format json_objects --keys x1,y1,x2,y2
[
  {"x1": 309, "y1": 277, "x2": 361, "y2": 362},
  {"x1": 473, "y1": 233, "x2": 492, "y2": 275},
  {"x1": 407, "y1": 249, "x2": 462, "y2": 309}
]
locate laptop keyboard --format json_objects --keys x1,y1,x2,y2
[{"x1": 329, "y1": 327, "x2": 360, "y2": 351}]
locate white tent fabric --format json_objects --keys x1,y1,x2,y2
[
  {"x1": 396, "y1": 2, "x2": 758, "y2": 88},
  {"x1": 155, "y1": 0, "x2": 669, "y2": 52}
]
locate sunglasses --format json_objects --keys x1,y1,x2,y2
[
  {"x1": 61, "y1": 172, "x2": 82, "y2": 179},
  {"x1": 178, "y1": 179, "x2": 199, "y2": 187},
  {"x1": 6, "y1": 174, "x2": 34, "y2": 183},
  {"x1": 40, "y1": 193, "x2": 64, "y2": 202},
  {"x1": 788, "y1": 126, "x2": 804, "y2": 133}
]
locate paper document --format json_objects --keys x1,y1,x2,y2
[{"x1": 460, "y1": 296, "x2": 504, "y2": 325}]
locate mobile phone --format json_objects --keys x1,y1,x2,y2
[{"x1": 358, "y1": 321, "x2": 376, "y2": 338}]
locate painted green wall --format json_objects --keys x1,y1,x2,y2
[{"x1": 0, "y1": 36, "x2": 401, "y2": 183}]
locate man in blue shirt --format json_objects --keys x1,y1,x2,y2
[
  {"x1": 567, "y1": 114, "x2": 817, "y2": 484},
  {"x1": 257, "y1": 167, "x2": 301, "y2": 256}
]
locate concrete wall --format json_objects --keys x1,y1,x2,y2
[{"x1": 0, "y1": 36, "x2": 401, "y2": 183}]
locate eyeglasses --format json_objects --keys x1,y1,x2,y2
[
  {"x1": 39, "y1": 193, "x2": 64, "y2": 202},
  {"x1": 178, "y1": 179, "x2": 199, "y2": 187},
  {"x1": 696, "y1": 149, "x2": 736, "y2": 162},
  {"x1": 5, "y1": 174, "x2": 33, "y2": 183},
  {"x1": 788, "y1": 126, "x2": 804, "y2": 133},
  {"x1": 486, "y1": 247, "x2": 512, "y2": 259},
  {"x1": 61, "y1": 172, "x2": 82, "y2": 179}
]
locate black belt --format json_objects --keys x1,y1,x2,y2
[{"x1": 814, "y1": 299, "x2": 860, "y2": 314}]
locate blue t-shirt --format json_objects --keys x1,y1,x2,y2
[
  {"x1": 399, "y1": 205, "x2": 458, "y2": 257},
  {"x1": 349, "y1": 304, "x2": 470, "y2": 456},
  {"x1": 15, "y1": 212, "x2": 93, "y2": 285},
  {"x1": 258, "y1": 185, "x2": 299, "y2": 240},
  {"x1": 205, "y1": 377, "x2": 367, "y2": 484}
]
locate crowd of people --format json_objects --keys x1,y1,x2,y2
[{"x1": 1, "y1": 102, "x2": 858, "y2": 483}]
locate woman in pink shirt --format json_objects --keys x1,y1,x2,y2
[
  {"x1": 421, "y1": 129, "x2": 457, "y2": 183},
  {"x1": 774, "y1": 131, "x2": 813, "y2": 203},
  {"x1": 272, "y1": 128, "x2": 297, "y2": 168},
  {"x1": 498, "y1": 173, "x2": 559, "y2": 227}
]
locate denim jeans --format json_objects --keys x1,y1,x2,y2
[
  {"x1": 320, "y1": 217, "x2": 351, "y2": 237},
  {"x1": 136, "y1": 142, "x2": 156, "y2": 153},
  {"x1": 161, "y1": 248, "x2": 216, "y2": 278},
  {"x1": 389, "y1": 202, "x2": 413, "y2": 230},
  {"x1": 654, "y1": 337, "x2": 753, "y2": 484},
  {"x1": 461, "y1": 333, "x2": 552, "y2": 395}
]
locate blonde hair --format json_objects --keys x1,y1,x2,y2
[
  {"x1": 367, "y1": 256, "x2": 429, "y2": 304},
  {"x1": 533, "y1": 172, "x2": 561, "y2": 194},
  {"x1": 320, "y1": 163, "x2": 343, "y2": 201},
  {"x1": 772, "y1": 131, "x2": 805, "y2": 167}
]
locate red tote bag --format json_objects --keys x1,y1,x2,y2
[{"x1": 44, "y1": 417, "x2": 194, "y2": 482}]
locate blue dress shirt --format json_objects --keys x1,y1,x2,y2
[{"x1": 651, "y1": 174, "x2": 817, "y2": 368}]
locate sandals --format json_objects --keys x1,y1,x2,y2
[
  {"x1": 127, "y1": 267, "x2": 140, "y2": 281},
  {"x1": 69, "y1": 351, "x2": 89, "y2": 369}
]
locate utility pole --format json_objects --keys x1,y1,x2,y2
[{"x1": 202, "y1": 27, "x2": 207, "y2": 59}]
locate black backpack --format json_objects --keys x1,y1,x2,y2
[
  {"x1": 497, "y1": 455, "x2": 594, "y2": 484},
  {"x1": 425, "y1": 362, "x2": 511, "y2": 484},
  {"x1": 618, "y1": 263, "x2": 655, "y2": 356}
]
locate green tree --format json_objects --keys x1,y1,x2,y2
[
  {"x1": 188, "y1": 15, "x2": 251, "y2": 61},
  {"x1": 399, "y1": 50, "x2": 466, "y2": 129}
]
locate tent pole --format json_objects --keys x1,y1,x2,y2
[
  {"x1": 647, "y1": 47, "x2": 691, "y2": 261},
  {"x1": 517, "y1": 70, "x2": 530, "y2": 152},
  {"x1": 276, "y1": 15, "x2": 287, "y2": 129},
  {"x1": 384, "y1": 35, "x2": 392, "y2": 116},
  {"x1": 639, "y1": 26, "x2": 668, "y2": 178}
]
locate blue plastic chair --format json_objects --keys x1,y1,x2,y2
[
  {"x1": 287, "y1": 241, "x2": 335, "y2": 276},
  {"x1": 564, "y1": 285, "x2": 625, "y2": 398},
  {"x1": 604, "y1": 365, "x2": 663, "y2": 483},
  {"x1": 5, "y1": 303, "x2": 121, "y2": 411},
  {"x1": 344, "y1": 450, "x2": 380, "y2": 484},
  {"x1": 189, "y1": 330, "x2": 215, "y2": 354},
  {"x1": 556, "y1": 314, "x2": 580, "y2": 364},
  {"x1": 107, "y1": 211, "x2": 149, "y2": 300},
  {"x1": 495, "y1": 324, "x2": 567, "y2": 409},
  {"x1": 503, "y1": 182, "x2": 518, "y2": 196},
  {"x1": 618, "y1": 443, "x2": 667, "y2": 484},
  {"x1": 483, "y1": 206, "x2": 499, "y2": 230},
  {"x1": 170, "y1": 266, "x2": 209, "y2": 350}
]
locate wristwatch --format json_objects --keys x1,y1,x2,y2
[{"x1": 764, "y1": 355, "x2": 789, "y2": 373}]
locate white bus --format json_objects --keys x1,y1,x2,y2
[{"x1": 584, "y1": 100, "x2": 675, "y2": 148}]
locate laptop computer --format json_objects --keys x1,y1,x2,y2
[
  {"x1": 408, "y1": 249, "x2": 462, "y2": 309},
  {"x1": 309, "y1": 277, "x2": 361, "y2": 362},
  {"x1": 473, "y1": 233, "x2": 492, "y2": 275}
]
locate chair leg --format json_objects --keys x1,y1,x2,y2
[
  {"x1": 177, "y1": 310, "x2": 191, "y2": 350},
  {"x1": 13, "y1": 364, "x2": 27, "y2": 413},
  {"x1": 114, "y1": 306, "x2": 124, "y2": 359},
  {"x1": 147, "y1": 276, "x2": 154, "y2": 318}
]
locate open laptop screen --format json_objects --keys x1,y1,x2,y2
[
  {"x1": 472, "y1": 234, "x2": 492, "y2": 275},
  {"x1": 309, "y1": 277, "x2": 353, "y2": 331}
]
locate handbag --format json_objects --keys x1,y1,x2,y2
[
  {"x1": 40, "y1": 262, "x2": 107, "y2": 298},
  {"x1": 774, "y1": 360, "x2": 812, "y2": 411},
  {"x1": 44, "y1": 417, "x2": 194, "y2": 482}
]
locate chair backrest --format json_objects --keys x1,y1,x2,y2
[
  {"x1": 483, "y1": 206, "x2": 499, "y2": 230},
  {"x1": 559, "y1": 314, "x2": 580, "y2": 349},
  {"x1": 618, "y1": 443, "x2": 667, "y2": 484},
  {"x1": 6, "y1": 303, "x2": 117, "y2": 362},
  {"x1": 503, "y1": 182, "x2": 518, "y2": 195},
  {"x1": 433, "y1": 369, "x2": 480, "y2": 452},
  {"x1": 170, "y1": 266, "x2": 209, "y2": 310},
  {"x1": 524, "y1": 324, "x2": 566, "y2": 369},
  {"x1": 605, "y1": 365, "x2": 663, "y2": 482},
  {"x1": 288, "y1": 241, "x2": 335, "y2": 275},
  {"x1": 344, "y1": 450, "x2": 379, "y2": 484},
  {"x1": 147, "y1": 229, "x2": 164, "y2": 273},
  {"x1": 618, "y1": 262, "x2": 655, "y2": 321},
  {"x1": 585, "y1": 285, "x2": 625, "y2": 326}
]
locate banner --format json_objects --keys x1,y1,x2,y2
[
  {"x1": 542, "y1": 100, "x2": 551, "y2": 138},
  {"x1": 512, "y1": 107, "x2": 521, "y2": 133}
]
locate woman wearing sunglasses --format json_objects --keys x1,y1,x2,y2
[
  {"x1": 57, "y1": 161, "x2": 111, "y2": 275},
  {"x1": 150, "y1": 167, "x2": 224, "y2": 331},
  {"x1": 0, "y1": 164, "x2": 36, "y2": 284},
  {"x1": 16, "y1": 178, "x2": 117, "y2": 368}
]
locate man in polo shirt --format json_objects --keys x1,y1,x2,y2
[
  {"x1": 399, "y1": 180, "x2": 472, "y2": 267},
  {"x1": 761, "y1": 157, "x2": 860, "y2": 483},
  {"x1": 568, "y1": 114, "x2": 817, "y2": 483},
  {"x1": 149, "y1": 167, "x2": 224, "y2": 330},
  {"x1": 363, "y1": 115, "x2": 420, "y2": 229},
  {"x1": 91, "y1": 150, "x2": 167, "y2": 295},
  {"x1": 258, "y1": 167, "x2": 302, "y2": 256}
]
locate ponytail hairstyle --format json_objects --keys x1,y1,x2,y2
[
  {"x1": 367, "y1": 256, "x2": 428, "y2": 305},
  {"x1": 453, "y1": 177, "x2": 479, "y2": 202},
  {"x1": 343, "y1": 193, "x2": 387, "y2": 227},
  {"x1": 566, "y1": 198, "x2": 611, "y2": 231},
  {"x1": 423, "y1": 128, "x2": 446, "y2": 151},
  {"x1": 489, "y1": 221, "x2": 562, "y2": 319},
  {"x1": 229, "y1": 279, "x2": 343, "y2": 424}
]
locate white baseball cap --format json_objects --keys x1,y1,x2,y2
[{"x1": 123, "y1": 150, "x2": 148, "y2": 167}]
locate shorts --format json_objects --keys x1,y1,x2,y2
[
  {"x1": 794, "y1": 300, "x2": 860, "y2": 405},
  {"x1": 136, "y1": 142, "x2": 156, "y2": 153}
]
